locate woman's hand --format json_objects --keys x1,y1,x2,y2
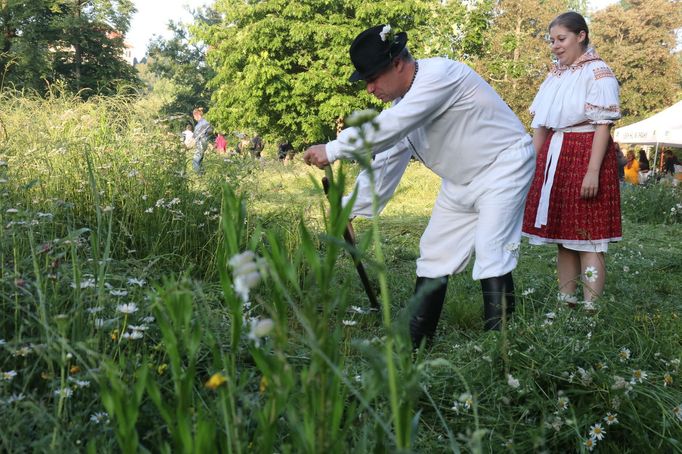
[{"x1": 581, "y1": 169, "x2": 599, "y2": 198}]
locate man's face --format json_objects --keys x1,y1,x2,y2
[{"x1": 365, "y1": 62, "x2": 403, "y2": 103}]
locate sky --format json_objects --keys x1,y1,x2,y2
[{"x1": 127, "y1": 0, "x2": 620, "y2": 61}]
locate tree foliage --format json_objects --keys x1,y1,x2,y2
[
  {"x1": 472, "y1": 0, "x2": 571, "y2": 126},
  {"x1": 146, "y1": 9, "x2": 218, "y2": 118},
  {"x1": 196, "y1": 0, "x2": 493, "y2": 147},
  {"x1": 0, "y1": 0, "x2": 139, "y2": 96},
  {"x1": 590, "y1": 0, "x2": 681, "y2": 120}
]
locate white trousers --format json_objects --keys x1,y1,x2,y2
[{"x1": 416, "y1": 137, "x2": 535, "y2": 280}]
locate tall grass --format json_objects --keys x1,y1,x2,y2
[{"x1": 1, "y1": 91, "x2": 681, "y2": 452}]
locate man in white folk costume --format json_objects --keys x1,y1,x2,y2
[{"x1": 304, "y1": 24, "x2": 536, "y2": 347}]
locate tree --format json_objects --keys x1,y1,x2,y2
[
  {"x1": 471, "y1": 0, "x2": 570, "y2": 127},
  {"x1": 0, "y1": 0, "x2": 139, "y2": 95},
  {"x1": 590, "y1": 0, "x2": 681, "y2": 121},
  {"x1": 50, "y1": 0, "x2": 139, "y2": 96},
  {"x1": 146, "y1": 8, "x2": 218, "y2": 117},
  {"x1": 0, "y1": 0, "x2": 58, "y2": 90},
  {"x1": 196, "y1": 0, "x2": 492, "y2": 147}
]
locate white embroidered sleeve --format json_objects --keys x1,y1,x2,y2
[{"x1": 585, "y1": 66, "x2": 621, "y2": 124}]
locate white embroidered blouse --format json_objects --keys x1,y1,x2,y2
[{"x1": 530, "y1": 48, "x2": 621, "y2": 129}]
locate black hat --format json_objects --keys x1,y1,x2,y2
[{"x1": 349, "y1": 24, "x2": 408, "y2": 82}]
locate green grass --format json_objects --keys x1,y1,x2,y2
[{"x1": 1, "y1": 92, "x2": 681, "y2": 453}]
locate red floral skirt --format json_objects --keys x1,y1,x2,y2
[{"x1": 522, "y1": 131, "x2": 622, "y2": 243}]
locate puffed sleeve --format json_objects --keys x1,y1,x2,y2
[{"x1": 585, "y1": 64, "x2": 621, "y2": 124}]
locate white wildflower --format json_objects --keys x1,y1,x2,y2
[
  {"x1": 247, "y1": 318, "x2": 274, "y2": 346},
  {"x1": 53, "y1": 387, "x2": 73, "y2": 399},
  {"x1": 109, "y1": 289, "x2": 128, "y2": 297},
  {"x1": 346, "y1": 109, "x2": 379, "y2": 127},
  {"x1": 5, "y1": 208, "x2": 18, "y2": 214},
  {"x1": 122, "y1": 330, "x2": 144, "y2": 340},
  {"x1": 127, "y1": 324, "x2": 148, "y2": 331},
  {"x1": 2, "y1": 370, "x2": 17, "y2": 381},
  {"x1": 342, "y1": 319, "x2": 357, "y2": 326},
  {"x1": 4, "y1": 393, "x2": 25, "y2": 404},
  {"x1": 458, "y1": 392, "x2": 473, "y2": 410},
  {"x1": 71, "y1": 278, "x2": 96, "y2": 289},
  {"x1": 127, "y1": 278, "x2": 146, "y2": 287},
  {"x1": 116, "y1": 303, "x2": 138, "y2": 314},
  {"x1": 90, "y1": 412, "x2": 109, "y2": 424},
  {"x1": 618, "y1": 347, "x2": 631, "y2": 362},
  {"x1": 604, "y1": 412, "x2": 618, "y2": 425},
  {"x1": 507, "y1": 374, "x2": 520, "y2": 389},
  {"x1": 589, "y1": 423, "x2": 606, "y2": 441},
  {"x1": 583, "y1": 266, "x2": 598, "y2": 283},
  {"x1": 630, "y1": 369, "x2": 647, "y2": 384},
  {"x1": 522, "y1": 288, "x2": 535, "y2": 296}
]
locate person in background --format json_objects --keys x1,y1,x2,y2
[
  {"x1": 638, "y1": 149, "x2": 650, "y2": 173},
  {"x1": 215, "y1": 133, "x2": 227, "y2": 154},
  {"x1": 182, "y1": 124, "x2": 195, "y2": 149},
  {"x1": 250, "y1": 134, "x2": 264, "y2": 159},
  {"x1": 278, "y1": 141, "x2": 294, "y2": 162},
  {"x1": 623, "y1": 149, "x2": 639, "y2": 184},
  {"x1": 614, "y1": 143, "x2": 627, "y2": 183},
  {"x1": 192, "y1": 107, "x2": 213, "y2": 173},
  {"x1": 522, "y1": 11, "x2": 622, "y2": 307},
  {"x1": 664, "y1": 149, "x2": 681, "y2": 175}
]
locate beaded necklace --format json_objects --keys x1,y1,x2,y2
[{"x1": 406, "y1": 61, "x2": 419, "y2": 94}]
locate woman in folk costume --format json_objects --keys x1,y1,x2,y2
[{"x1": 522, "y1": 11, "x2": 621, "y2": 306}]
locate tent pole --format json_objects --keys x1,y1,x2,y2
[{"x1": 652, "y1": 142, "x2": 659, "y2": 174}]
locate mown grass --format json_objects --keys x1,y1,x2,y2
[{"x1": 1, "y1": 92, "x2": 681, "y2": 453}]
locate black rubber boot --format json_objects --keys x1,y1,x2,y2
[
  {"x1": 481, "y1": 272, "x2": 515, "y2": 331},
  {"x1": 409, "y1": 276, "x2": 448, "y2": 348}
]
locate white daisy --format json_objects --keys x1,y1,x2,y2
[
  {"x1": 604, "y1": 412, "x2": 619, "y2": 425},
  {"x1": 116, "y1": 303, "x2": 138, "y2": 314},
  {"x1": 589, "y1": 422, "x2": 606, "y2": 440},
  {"x1": 583, "y1": 266, "x2": 598, "y2": 283}
]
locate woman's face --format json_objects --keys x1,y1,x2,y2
[{"x1": 549, "y1": 24, "x2": 586, "y2": 66}]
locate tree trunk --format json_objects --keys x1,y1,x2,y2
[{"x1": 74, "y1": 0, "x2": 82, "y2": 90}]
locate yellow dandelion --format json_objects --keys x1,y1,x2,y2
[
  {"x1": 157, "y1": 363, "x2": 168, "y2": 376},
  {"x1": 205, "y1": 372, "x2": 228, "y2": 390},
  {"x1": 69, "y1": 365, "x2": 81, "y2": 374},
  {"x1": 110, "y1": 329, "x2": 119, "y2": 341}
]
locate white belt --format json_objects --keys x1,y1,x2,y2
[{"x1": 534, "y1": 124, "x2": 597, "y2": 228}]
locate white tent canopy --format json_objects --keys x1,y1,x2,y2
[{"x1": 614, "y1": 101, "x2": 682, "y2": 147}]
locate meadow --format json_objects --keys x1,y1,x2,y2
[{"x1": 1, "y1": 92, "x2": 681, "y2": 453}]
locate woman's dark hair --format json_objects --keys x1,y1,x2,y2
[{"x1": 549, "y1": 11, "x2": 590, "y2": 48}]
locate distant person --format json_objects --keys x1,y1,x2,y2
[
  {"x1": 278, "y1": 141, "x2": 294, "y2": 162},
  {"x1": 624, "y1": 149, "x2": 639, "y2": 185},
  {"x1": 522, "y1": 11, "x2": 622, "y2": 306},
  {"x1": 250, "y1": 134, "x2": 264, "y2": 159},
  {"x1": 615, "y1": 143, "x2": 627, "y2": 182},
  {"x1": 638, "y1": 149, "x2": 650, "y2": 172},
  {"x1": 192, "y1": 107, "x2": 213, "y2": 173},
  {"x1": 664, "y1": 149, "x2": 680, "y2": 175},
  {"x1": 182, "y1": 124, "x2": 195, "y2": 149},
  {"x1": 215, "y1": 133, "x2": 227, "y2": 154}
]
